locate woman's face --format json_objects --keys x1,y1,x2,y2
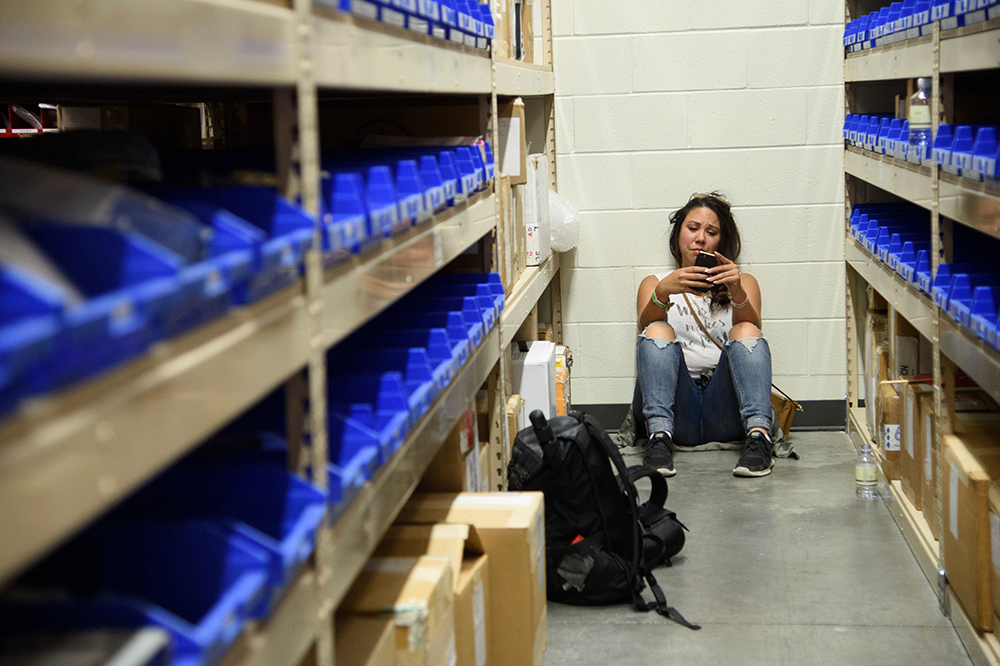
[{"x1": 677, "y1": 205, "x2": 721, "y2": 267}]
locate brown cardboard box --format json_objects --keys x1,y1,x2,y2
[
  {"x1": 943, "y1": 433, "x2": 1000, "y2": 632},
  {"x1": 865, "y1": 309, "x2": 889, "y2": 440},
  {"x1": 419, "y1": 407, "x2": 482, "y2": 494},
  {"x1": 555, "y1": 346, "x2": 572, "y2": 417},
  {"x1": 498, "y1": 174, "x2": 514, "y2": 292},
  {"x1": 455, "y1": 556, "x2": 490, "y2": 666},
  {"x1": 877, "y1": 381, "x2": 902, "y2": 480},
  {"x1": 990, "y1": 484, "x2": 1000, "y2": 629},
  {"x1": 478, "y1": 442, "x2": 490, "y2": 493},
  {"x1": 512, "y1": 185, "x2": 526, "y2": 282},
  {"x1": 398, "y1": 493, "x2": 547, "y2": 666},
  {"x1": 901, "y1": 382, "x2": 935, "y2": 510},
  {"x1": 920, "y1": 391, "x2": 941, "y2": 539},
  {"x1": 521, "y1": 0, "x2": 534, "y2": 63},
  {"x1": 375, "y1": 523, "x2": 483, "y2": 590},
  {"x1": 492, "y1": 0, "x2": 512, "y2": 59},
  {"x1": 507, "y1": 395, "x2": 525, "y2": 445},
  {"x1": 497, "y1": 100, "x2": 527, "y2": 185},
  {"x1": 335, "y1": 615, "x2": 397, "y2": 666},
  {"x1": 341, "y1": 556, "x2": 455, "y2": 666}
]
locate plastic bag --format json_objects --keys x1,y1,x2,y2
[{"x1": 548, "y1": 189, "x2": 580, "y2": 252}]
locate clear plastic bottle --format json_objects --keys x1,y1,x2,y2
[
  {"x1": 856, "y1": 441, "x2": 879, "y2": 499},
  {"x1": 908, "y1": 77, "x2": 933, "y2": 163}
]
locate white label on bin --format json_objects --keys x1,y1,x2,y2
[
  {"x1": 884, "y1": 424, "x2": 901, "y2": 452},
  {"x1": 906, "y1": 397, "x2": 915, "y2": 458},
  {"x1": 473, "y1": 580, "x2": 487, "y2": 666},
  {"x1": 352, "y1": 0, "x2": 379, "y2": 19},
  {"x1": 992, "y1": 512, "x2": 1000, "y2": 570},
  {"x1": 925, "y1": 414, "x2": 933, "y2": 479},
  {"x1": 950, "y1": 462, "x2": 959, "y2": 540}
]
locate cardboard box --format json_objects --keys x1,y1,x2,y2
[
  {"x1": 523, "y1": 155, "x2": 551, "y2": 267},
  {"x1": 943, "y1": 433, "x2": 1000, "y2": 632},
  {"x1": 901, "y1": 382, "x2": 935, "y2": 510},
  {"x1": 479, "y1": 442, "x2": 491, "y2": 493},
  {"x1": 419, "y1": 407, "x2": 483, "y2": 494},
  {"x1": 512, "y1": 184, "x2": 526, "y2": 282},
  {"x1": 521, "y1": 0, "x2": 534, "y2": 63},
  {"x1": 492, "y1": 0, "x2": 512, "y2": 59},
  {"x1": 894, "y1": 318, "x2": 934, "y2": 378},
  {"x1": 507, "y1": 394, "x2": 525, "y2": 444},
  {"x1": 455, "y1": 556, "x2": 490, "y2": 666},
  {"x1": 555, "y1": 346, "x2": 572, "y2": 417},
  {"x1": 877, "y1": 381, "x2": 902, "y2": 480},
  {"x1": 498, "y1": 174, "x2": 514, "y2": 292},
  {"x1": 511, "y1": 341, "x2": 556, "y2": 421},
  {"x1": 990, "y1": 484, "x2": 1000, "y2": 629},
  {"x1": 865, "y1": 310, "x2": 889, "y2": 440},
  {"x1": 497, "y1": 100, "x2": 526, "y2": 185},
  {"x1": 920, "y1": 391, "x2": 940, "y2": 540},
  {"x1": 398, "y1": 493, "x2": 547, "y2": 666},
  {"x1": 335, "y1": 615, "x2": 397, "y2": 666},
  {"x1": 375, "y1": 523, "x2": 482, "y2": 590},
  {"x1": 341, "y1": 556, "x2": 456, "y2": 666}
]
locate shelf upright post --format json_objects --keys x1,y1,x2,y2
[{"x1": 929, "y1": 19, "x2": 949, "y2": 607}]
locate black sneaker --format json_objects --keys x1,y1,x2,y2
[
  {"x1": 734, "y1": 430, "x2": 775, "y2": 477},
  {"x1": 644, "y1": 432, "x2": 676, "y2": 477}
]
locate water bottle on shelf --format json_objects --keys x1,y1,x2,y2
[
  {"x1": 908, "y1": 77, "x2": 933, "y2": 164},
  {"x1": 856, "y1": 441, "x2": 879, "y2": 499}
]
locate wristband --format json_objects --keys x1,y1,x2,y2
[{"x1": 651, "y1": 290, "x2": 672, "y2": 310}]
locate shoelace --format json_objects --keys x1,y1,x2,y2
[{"x1": 743, "y1": 433, "x2": 770, "y2": 458}]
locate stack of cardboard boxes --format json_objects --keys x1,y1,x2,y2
[
  {"x1": 335, "y1": 492, "x2": 547, "y2": 666},
  {"x1": 864, "y1": 300, "x2": 1000, "y2": 633},
  {"x1": 492, "y1": 0, "x2": 537, "y2": 64}
]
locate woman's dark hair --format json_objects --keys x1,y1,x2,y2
[{"x1": 668, "y1": 192, "x2": 742, "y2": 312}]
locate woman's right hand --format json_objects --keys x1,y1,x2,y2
[{"x1": 656, "y1": 267, "x2": 712, "y2": 297}]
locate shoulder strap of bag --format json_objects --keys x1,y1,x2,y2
[
  {"x1": 626, "y1": 466, "x2": 668, "y2": 523},
  {"x1": 577, "y1": 413, "x2": 701, "y2": 630},
  {"x1": 681, "y1": 293, "x2": 799, "y2": 409}
]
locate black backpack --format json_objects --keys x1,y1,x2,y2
[{"x1": 507, "y1": 410, "x2": 699, "y2": 629}]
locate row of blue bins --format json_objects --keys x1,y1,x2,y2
[
  {"x1": 844, "y1": 115, "x2": 1000, "y2": 183},
  {"x1": 851, "y1": 203, "x2": 1000, "y2": 351},
  {"x1": 845, "y1": 0, "x2": 998, "y2": 52},
  {"x1": 329, "y1": 0, "x2": 495, "y2": 49},
  {"x1": 325, "y1": 271, "x2": 504, "y2": 511},
  {"x1": 0, "y1": 141, "x2": 494, "y2": 420},
  {"x1": 0, "y1": 435, "x2": 328, "y2": 666}
]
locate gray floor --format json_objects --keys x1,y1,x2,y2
[{"x1": 543, "y1": 431, "x2": 973, "y2": 666}]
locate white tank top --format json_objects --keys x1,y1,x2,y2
[{"x1": 654, "y1": 270, "x2": 732, "y2": 379}]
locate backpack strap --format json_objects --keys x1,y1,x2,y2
[
  {"x1": 576, "y1": 412, "x2": 700, "y2": 630},
  {"x1": 626, "y1": 466, "x2": 669, "y2": 525}
]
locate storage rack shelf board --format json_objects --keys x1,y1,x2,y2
[
  {"x1": 0, "y1": 0, "x2": 299, "y2": 84},
  {"x1": 844, "y1": 36, "x2": 934, "y2": 82},
  {"x1": 845, "y1": 148, "x2": 935, "y2": 210},
  {"x1": 846, "y1": 241, "x2": 936, "y2": 340},
  {"x1": 0, "y1": 286, "x2": 309, "y2": 586},
  {"x1": 311, "y1": 6, "x2": 492, "y2": 93},
  {"x1": 500, "y1": 252, "x2": 561, "y2": 348},
  {"x1": 939, "y1": 317, "x2": 1000, "y2": 404},
  {"x1": 940, "y1": 20, "x2": 1000, "y2": 73},
  {"x1": 938, "y1": 174, "x2": 1000, "y2": 243},
  {"x1": 319, "y1": 191, "x2": 497, "y2": 349},
  {"x1": 320, "y1": 326, "x2": 500, "y2": 608},
  {"x1": 219, "y1": 569, "x2": 318, "y2": 666},
  {"x1": 495, "y1": 59, "x2": 555, "y2": 96}
]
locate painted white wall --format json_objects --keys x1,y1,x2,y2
[{"x1": 551, "y1": 0, "x2": 847, "y2": 405}]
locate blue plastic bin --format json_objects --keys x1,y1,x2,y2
[{"x1": 2, "y1": 521, "x2": 270, "y2": 666}]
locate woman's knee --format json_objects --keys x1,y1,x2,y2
[
  {"x1": 729, "y1": 321, "x2": 762, "y2": 341},
  {"x1": 641, "y1": 321, "x2": 676, "y2": 342}
]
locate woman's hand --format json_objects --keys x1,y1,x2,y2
[
  {"x1": 708, "y1": 252, "x2": 746, "y2": 301},
  {"x1": 656, "y1": 267, "x2": 712, "y2": 297}
]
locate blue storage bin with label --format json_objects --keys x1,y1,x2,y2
[
  {"x1": 156, "y1": 188, "x2": 313, "y2": 302},
  {"x1": 947, "y1": 274, "x2": 1000, "y2": 326},
  {"x1": 321, "y1": 172, "x2": 372, "y2": 259},
  {"x1": 895, "y1": 240, "x2": 930, "y2": 283},
  {"x1": 973, "y1": 127, "x2": 999, "y2": 181},
  {"x1": 0, "y1": 266, "x2": 63, "y2": 416},
  {"x1": 934, "y1": 124, "x2": 957, "y2": 173},
  {"x1": 426, "y1": 272, "x2": 505, "y2": 313},
  {"x1": 339, "y1": 0, "x2": 381, "y2": 20},
  {"x1": 115, "y1": 463, "x2": 326, "y2": 618},
  {"x1": 400, "y1": 296, "x2": 486, "y2": 344},
  {"x1": 368, "y1": 326, "x2": 458, "y2": 389},
  {"x1": 330, "y1": 345, "x2": 437, "y2": 421},
  {"x1": 20, "y1": 224, "x2": 184, "y2": 390},
  {"x1": 885, "y1": 231, "x2": 927, "y2": 270},
  {"x1": 1, "y1": 521, "x2": 270, "y2": 666},
  {"x1": 951, "y1": 125, "x2": 978, "y2": 177},
  {"x1": 329, "y1": 370, "x2": 410, "y2": 456},
  {"x1": 969, "y1": 286, "x2": 1000, "y2": 343},
  {"x1": 417, "y1": 283, "x2": 499, "y2": 325},
  {"x1": 930, "y1": 263, "x2": 994, "y2": 309}
]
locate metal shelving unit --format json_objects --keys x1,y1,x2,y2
[
  {"x1": 0, "y1": 1, "x2": 559, "y2": 664},
  {"x1": 844, "y1": 10, "x2": 1000, "y2": 666}
]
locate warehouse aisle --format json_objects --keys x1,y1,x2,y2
[{"x1": 543, "y1": 432, "x2": 973, "y2": 666}]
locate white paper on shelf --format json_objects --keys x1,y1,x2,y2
[
  {"x1": 497, "y1": 116, "x2": 523, "y2": 179},
  {"x1": 905, "y1": 395, "x2": 915, "y2": 458}
]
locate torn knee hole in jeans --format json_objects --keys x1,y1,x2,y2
[
  {"x1": 733, "y1": 337, "x2": 762, "y2": 353},
  {"x1": 639, "y1": 334, "x2": 674, "y2": 349}
]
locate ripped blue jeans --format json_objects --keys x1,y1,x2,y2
[{"x1": 632, "y1": 325, "x2": 775, "y2": 446}]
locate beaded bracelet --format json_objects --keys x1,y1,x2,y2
[{"x1": 650, "y1": 291, "x2": 673, "y2": 311}]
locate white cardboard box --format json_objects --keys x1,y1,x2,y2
[
  {"x1": 510, "y1": 340, "x2": 556, "y2": 422},
  {"x1": 523, "y1": 154, "x2": 551, "y2": 267}
]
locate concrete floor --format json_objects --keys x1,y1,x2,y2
[{"x1": 543, "y1": 431, "x2": 973, "y2": 666}]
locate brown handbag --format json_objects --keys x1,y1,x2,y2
[{"x1": 681, "y1": 294, "x2": 803, "y2": 436}]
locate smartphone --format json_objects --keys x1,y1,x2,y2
[{"x1": 693, "y1": 252, "x2": 718, "y2": 293}]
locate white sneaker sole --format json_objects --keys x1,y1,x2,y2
[
  {"x1": 656, "y1": 466, "x2": 677, "y2": 478},
  {"x1": 733, "y1": 458, "x2": 774, "y2": 478}
]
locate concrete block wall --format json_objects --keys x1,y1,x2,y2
[{"x1": 551, "y1": 0, "x2": 846, "y2": 407}]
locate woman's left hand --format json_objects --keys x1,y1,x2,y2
[{"x1": 708, "y1": 252, "x2": 746, "y2": 300}]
